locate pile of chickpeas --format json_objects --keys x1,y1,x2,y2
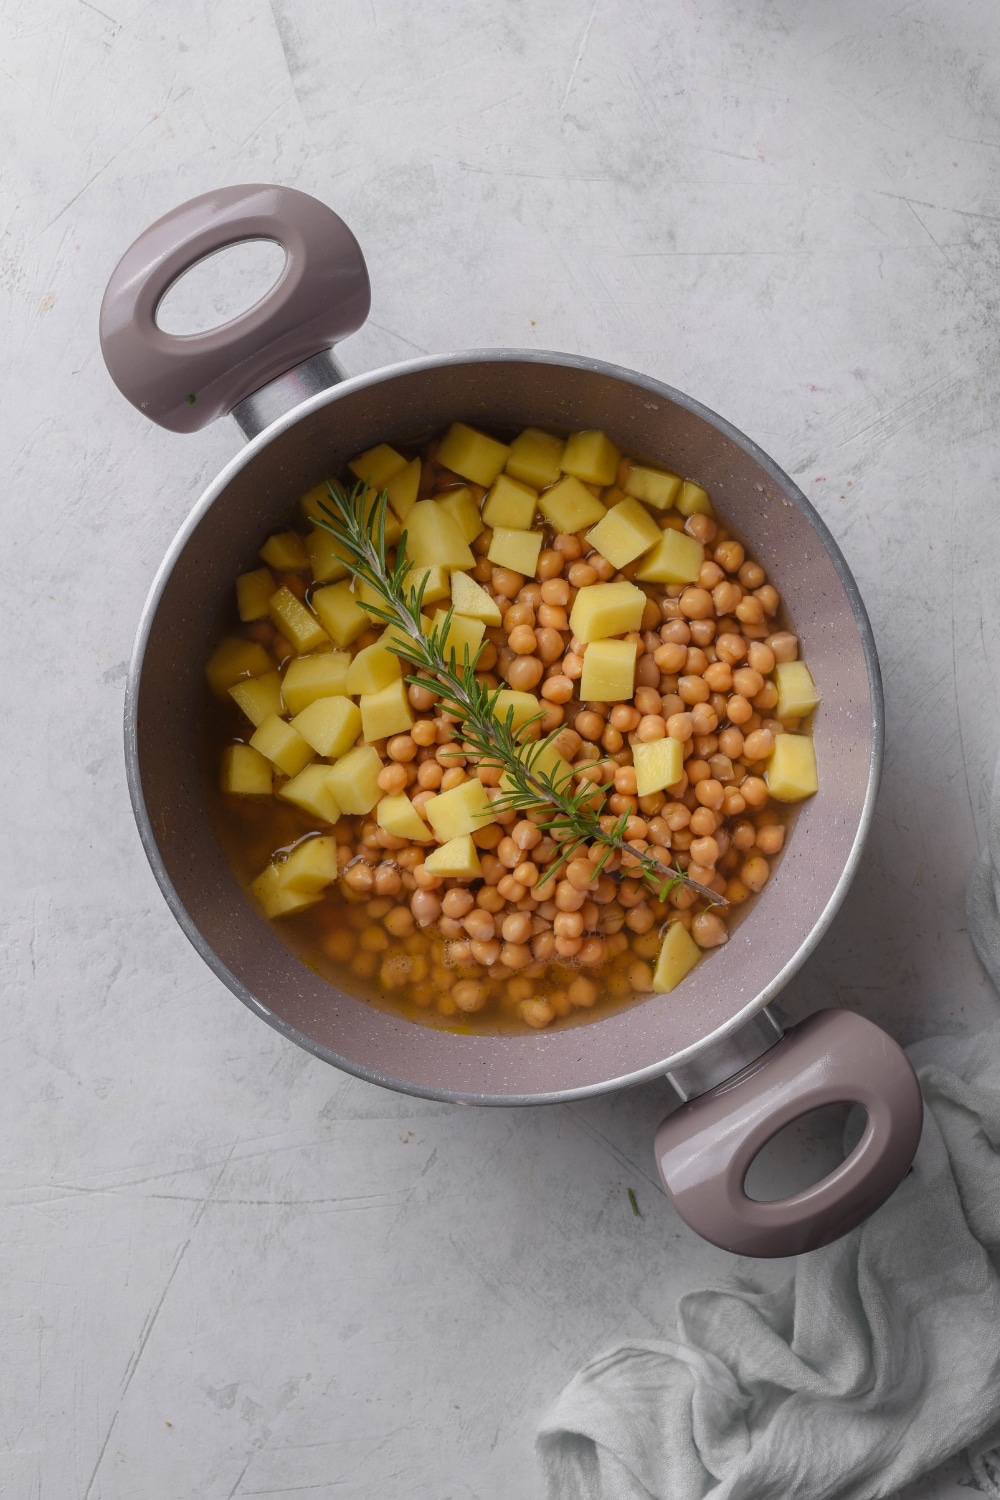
[{"x1": 214, "y1": 436, "x2": 805, "y2": 1033}]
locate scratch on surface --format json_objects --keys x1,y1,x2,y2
[
  {"x1": 561, "y1": 0, "x2": 599, "y2": 109},
  {"x1": 562, "y1": 1105, "x2": 662, "y2": 1193},
  {"x1": 903, "y1": 199, "x2": 991, "y2": 316},
  {"x1": 267, "y1": 0, "x2": 308, "y2": 118}
]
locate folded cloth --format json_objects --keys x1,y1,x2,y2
[{"x1": 538, "y1": 759, "x2": 1000, "y2": 1500}]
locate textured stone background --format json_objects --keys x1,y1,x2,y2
[{"x1": 3, "y1": 0, "x2": 999, "y2": 1495}]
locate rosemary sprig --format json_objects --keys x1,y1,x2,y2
[{"x1": 314, "y1": 480, "x2": 725, "y2": 910}]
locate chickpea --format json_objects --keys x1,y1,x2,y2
[
  {"x1": 410, "y1": 889, "x2": 442, "y2": 926},
  {"x1": 568, "y1": 561, "x2": 598, "y2": 588},
  {"x1": 452, "y1": 980, "x2": 487, "y2": 1012},
  {"x1": 722, "y1": 787, "x2": 747, "y2": 818},
  {"x1": 574, "y1": 709, "x2": 603, "y2": 742},
  {"x1": 519, "y1": 997, "x2": 555, "y2": 1028},
  {"x1": 513, "y1": 861, "x2": 539, "y2": 887},
  {"x1": 471, "y1": 937, "x2": 502, "y2": 966},
  {"x1": 508, "y1": 624, "x2": 537, "y2": 655},
  {"x1": 383, "y1": 905, "x2": 415, "y2": 938},
  {"x1": 343, "y1": 861, "x2": 374, "y2": 894},
  {"x1": 715, "y1": 632, "x2": 748, "y2": 666},
  {"x1": 534, "y1": 626, "x2": 564, "y2": 664},
  {"x1": 748, "y1": 641, "x2": 776, "y2": 675},
  {"x1": 736, "y1": 595, "x2": 765, "y2": 627},
  {"x1": 741, "y1": 775, "x2": 769, "y2": 808},
  {"x1": 501, "y1": 911, "x2": 534, "y2": 944},
  {"x1": 501, "y1": 941, "x2": 533, "y2": 969},
  {"x1": 691, "y1": 911, "x2": 729, "y2": 948},
  {"x1": 541, "y1": 675, "x2": 574, "y2": 704},
  {"x1": 567, "y1": 976, "x2": 598, "y2": 1007},
  {"x1": 561, "y1": 652, "x2": 584, "y2": 680},
  {"x1": 492, "y1": 566, "x2": 524, "y2": 597},
  {"x1": 755, "y1": 824, "x2": 786, "y2": 855},
  {"x1": 555, "y1": 881, "x2": 587, "y2": 912},
  {"x1": 731, "y1": 667, "x2": 763, "y2": 700},
  {"x1": 709, "y1": 753, "x2": 734, "y2": 783},
  {"x1": 765, "y1": 631, "x2": 797, "y2": 663},
  {"x1": 537, "y1": 577, "x2": 568, "y2": 606},
  {"x1": 679, "y1": 587, "x2": 713, "y2": 620},
  {"x1": 631, "y1": 713, "x2": 663, "y2": 742},
  {"x1": 441, "y1": 888, "x2": 475, "y2": 920},
  {"x1": 741, "y1": 855, "x2": 771, "y2": 892},
  {"x1": 377, "y1": 763, "x2": 408, "y2": 795},
  {"x1": 677, "y1": 675, "x2": 710, "y2": 705},
  {"x1": 703, "y1": 661, "x2": 733, "y2": 694},
  {"x1": 505, "y1": 655, "x2": 544, "y2": 691},
  {"x1": 628, "y1": 959, "x2": 655, "y2": 992},
  {"x1": 553, "y1": 910, "x2": 585, "y2": 939},
  {"x1": 714, "y1": 539, "x2": 745, "y2": 573},
  {"x1": 351, "y1": 949, "x2": 379, "y2": 979},
  {"x1": 737, "y1": 560, "x2": 765, "y2": 590},
  {"x1": 725, "y1": 877, "x2": 751, "y2": 904},
  {"x1": 535, "y1": 548, "x2": 564, "y2": 580},
  {"x1": 690, "y1": 835, "x2": 720, "y2": 867},
  {"x1": 712, "y1": 580, "x2": 742, "y2": 615},
  {"x1": 578, "y1": 937, "x2": 607, "y2": 967},
  {"x1": 417, "y1": 761, "x2": 444, "y2": 790},
  {"x1": 742, "y1": 728, "x2": 775, "y2": 761},
  {"x1": 695, "y1": 778, "x2": 724, "y2": 811},
  {"x1": 411, "y1": 718, "x2": 437, "y2": 747},
  {"x1": 653, "y1": 641, "x2": 687, "y2": 673},
  {"x1": 408, "y1": 684, "x2": 438, "y2": 712},
  {"x1": 727, "y1": 694, "x2": 753, "y2": 726},
  {"x1": 689, "y1": 701, "x2": 719, "y2": 736},
  {"x1": 373, "y1": 864, "x2": 403, "y2": 897},
  {"x1": 504, "y1": 602, "x2": 535, "y2": 632}
]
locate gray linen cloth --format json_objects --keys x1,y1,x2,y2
[{"x1": 537, "y1": 764, "x2": 1000, "y2": 1499}]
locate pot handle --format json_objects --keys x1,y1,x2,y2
[
  {"x1": 654, "y1": 1009, "x2": 923, "y2": 1257},
  {"x1": 99, "y1": 183, "x2": 370, "y2": 434}
]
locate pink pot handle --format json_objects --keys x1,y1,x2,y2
[
  {"x1": 654, "y1": 1009, "x2": 923, "y2": 1257},
  {"x1": 99, "y1": 183, "x2": 370, "y2": 433}
]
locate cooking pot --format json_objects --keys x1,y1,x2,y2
[{"x1": 100, "y1": 184, "x2": 923, "y2": 1258}]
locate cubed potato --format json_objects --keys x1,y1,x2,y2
[
  {"x1": 259, "y1": 530, "x2": 309, "y2": 570},
  {"x1": 280, "y1": 652, "x2": 351, "y2": 714},
  {"x1": 424, "y1": 835, "x2": 482, "y2": 880},
  {"x1": 362, "y1": 491, "x2": 402, "y2": 548},
  {"x1": 403, "y1": 565, "x2": 451, "y2": 606},
  {"x1": 569, "y1": 580, "x2": 647, "y2": 642},
  {"x1": 249, "y1": 714, "x2": 314, "y2": 778},
  {"x1": 323, "y1": 745, "x2": 383, "y2": 814},
  {"x1": 450, "y1": 569, "x2": 502, "y2": 625},
  {"x1": 766, "y1": 734, "x2": 818, "y2": 801},
  {"x1": 482, "y1": 473, "x2": 538, "y2": 530},
  {"x1": 310, "y1": 582, "x2": 369, "y2": 648},
  {"x1": 433, "y1": 610, "x2": 486, "y2": 667},
  {"x1": 280, "y1": 835, "x2": 340, "y2": 893},
  {"x1": 291, "y1": 695, "x2": 362, "y2": 759},
  {"x1": 299, "y1": 480, "x2": 336, "y2": 524},
  {"x1": 354, "y1": 575, "x2": 391, "y2": 620},
  {"x1": 561, "y1": 429, "x2": 620, "y2": 487},
  {"x1": 376, "y1": 794, "x2": 435, "y2": 843},
  {"x1": 624, "y1": 464, "x2": 683, "y2": 511},
  {"x1": 438, "y1": 487, "x2": 485, "y2": 543},
  {"x1": 236, "y1": 567, "x2": 276, "y2": 622},
  {"x1": 251, "y1": 863, "x2": 323, "y2": 919},
  {"x1": 269, "y1": 586, "x2": 330, "y2": 653},
  {"x1": 506, "y1": 427, "x2": 565, "y2": 490},
  {"x1": 537, "y1": 474, "x2": 608, "y2": 533},
  {"x1": 499, "y1": 739, "x2": 574, "y2": 799},
  {"x1": 403, "y1": 501, "x2": 476, "y2": 571},
  {"x1": 632, "y1": 737, "x2": 684, "y2": 797},
  {"x1": 677, "y1": 481, "x2": 714, "y2": 518},
  {"x1": 385, "y1": 457, "x2": 421, "y2": 519},
  {"x1": 378, "y1": 616, "x2": 430, "y2": 660},
  {"x1": 491, "y1": 689, "x2": 542, "y2": 734},
  {"x1": 436, "y1": 422, "x2": 511, "y2": 486},
  {"x1": 586, "y1": 497, "x2": 661, "y2": 569},
  {"x1": 277, "y1": 763, "x2": 342, "y2": 823},
  {"x1": 774, "y1": 661, "x2": 820, "y2": 719},
  {"x1": 424, "y1": 778, "x2": 497, "y2": 841},
  {"x1": 487, "y1": 527, "x2": 542, "y2": 577},
  {"x1": 652, "y1": 921, "x2": 702, "y2": 992},
  {"x1": 579, "y1": 638, "x2": 638, "y2": 701},
  {"x1": 205, "y1": 637, "x2": 274, "y2": 698},
  {"x1": 229, "y1": 670, "x2": 285, "y2": 727},
  {"x1": 634, "y1": 530, "x2": 704, "y2": 585},
  {"x1": 306, "y1": 525, "x2": 351, "y2": 584},
  {"x1": 346, "y1": 640, "x2": 402, "y2": 695},
  {"x1": 220, "y1": 743, "x2": 273, "y2": 797},
  {"x1": 361, "y1": 678, "x2": 414, "y2": 742},
  {"x1": 347, "y1": 442, "x2": 408, "y2": 488}
]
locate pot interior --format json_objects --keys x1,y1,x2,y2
[{"x1": 129, "y1": 353, "x2": 879, "y2": 1103}]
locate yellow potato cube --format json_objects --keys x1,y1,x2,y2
[
  {"x1": 482, "y1": 473, "x2": 538, "y2": 530},
  {"x1": 487, "y1": 527, "x2": 542, "y2": 577},
  {"x1": 677, "y1": 481, "x2": 714, "y2": 518},
  {"x1": 235, "y1": 567, "x2": 276, "y2": 622},
  {"x1": 624, "y1": 464, "x2": 683, "y2": 511},
  {"x1": 569, "y1": 580, "x2": 647, "y2": 642},
  {"x1": 310, "y1": 582, "x2": 369, "y2": 648},
  {"x1": 433, "y1": 610, "x2": 486, "y2": 667},
  {"x1": 586, "y1": 497, "x2": 662, "y2": 569},
  {"x1": 423, "y1": 835, "x2": 482, "y2": 880},
  {"x1": 634, "y1": 530, "x2": 704, "y2": 586},
  {"x1": 229, "y1": 670, "x2": 285, "y2": 727},
  {"x1": 385, "y1": 456, "x2": 422, "y2": 520},
  {"x1": 438, "y1": 487, "x2": 485, "y2": 543},
  {"x1": 220, "y1": 743, "x2": 273, "y2": 797},
  {"x1": 376, "y1": 794, "x2": 435, "y2": 843},
  {"x1": 361, "y1": 678, "x2": 414, "y2": 742},
  {"x1": 449, "y1": 569, "x2": 502, "y2": 625},
  {"x1": 249, "y1": 714, "x2": 314, "y2": 778},
  {"x1": 774, "y1": 661, "x2": 820, "y2": 720},
  {"x1": 506, "y1": 427, "x2": 565, "y2": 490},
  {"x1": 580, "y1": 638, "x2": 637, "y2": 701},
  {"x1": 652, "y1": 921, "x2": 703, "y2": 993},
  {"x1": 259, "y1": 530, "x2": 309, "y2": 571},
  {"x1": 403, "y1": 565, "x2": 451, "y2": 606},
  {"x1": 306, "y1": 525, "x2": 351, "y2": 584},
  {"x1": 299, "y1": 480, "x2": 336, "y2": 524},
  {"x1": 766, "y1": 734, "x2": 818, "y2": 802},
  {"x1": 537, "y1": 474, "x2": 608, "y2": 534},
  {"x1": 291, "y1": 696, "x2": 362, "y2": 759},
  {"x1": 277, "y1": 764, "x2": 342, "y2": 823},
  {"x1": 269, "y1": 586, "x2": 330, "y2": 653},
  {"x1": 632, "y1": 737, "x2": 684, "y2": 797},
  {"x1": 436, "y1": 422, "x2": 511, "y2": 487},
  {"x1": 425, "y1": 778, "x2": 497, "y2": 841},
  {"x1": 205, "y1": 637, "x2": 274, "y2": 698},
  {"x1": 347, "y1": 442, "x2": 408, "y2": 488},
  {"x1": 346, "y1": 640, "x2": 402, "y2": 695},
  {"x1": 280, "y1": 835, "x2": 339, "y2": 893},
  {"x1": 499, "y1": 739, "x2": 574, "y2": 799},
  {"x1": 403, "y1": 501, "x2": 476, "y2": 571},
  {"x1": 280, "y1": 652, "x2": 351, "y2": 714},
  {"x1": 491, "y1": 689, "x2": 542, "y2": 733},
  {"x1": 561, "y1": 429, "x2": 620, "y2": 487},
  {"x1": 323, "y1": 745, "x2": 383, "y2": 814},
  {"x1": 250, "y1": 863, "x2": 323, "y2": 919}
]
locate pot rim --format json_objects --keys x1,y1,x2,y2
[{"x1": 125, "y1": 347, "x2": 884, "y2": 1103}]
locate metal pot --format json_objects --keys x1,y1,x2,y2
[{"x1": 100, "y1": 184, "x2": 923, "y2": 1258}]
